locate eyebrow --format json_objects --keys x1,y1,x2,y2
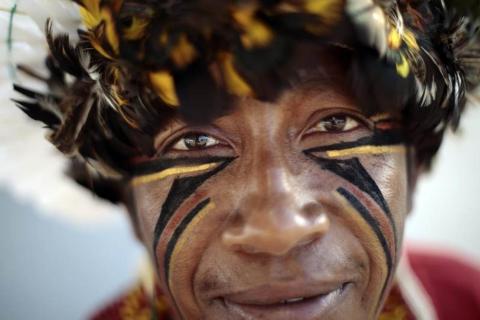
[{"x1": 286, "y1": 65, "x2": 347, "y2": 96}]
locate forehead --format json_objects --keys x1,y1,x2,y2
[{"x1": 167, "y1": 44, "x2": 352, "y2": 116}]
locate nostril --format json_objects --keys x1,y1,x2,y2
[
  {"x1": 229, "y1": 211, "x2": 245, "y2": 229},
  {"x1": 303, "y1": 202, "x2": 325, "y2": 222}
]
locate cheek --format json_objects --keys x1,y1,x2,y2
[
  {"x1": 377, "y1": 155, "x2": 409, "y2": 245},
  {"x1": 133, "y1": 181, "x2": 172, "y2": 257},
  {"x1": 130, "y1": 158, "x2": 235, "y2": 317},
  {"x1": 305, "y1": 151, "x2": 408, "y2": 314}
]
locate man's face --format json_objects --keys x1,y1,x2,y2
[{"x1": 129, "y1": 60, "x2": 410, "y2": 319}]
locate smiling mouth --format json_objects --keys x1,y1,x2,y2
[{"x1": 220, "y1": 282, "x2": 351, "y2": 319}]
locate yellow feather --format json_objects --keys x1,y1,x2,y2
[
  {"x1": 123, "y1": 17, "x2": 150, "y2": 40},
  {"x1": 90, "y1": 38, "x2": 114, "y2": 59},
  {"x1": 388, "y1": 28, "x2": 402, "y2": 50},
  {"x1": 396, "y1": 54, "x2": 410, "y2": 78},
  {"x1": 304, "y1": 0, "x2": 344, "y2": 24},
  {"x1": 232, "y1": 5, "x2": 273, "y2": 48},
  {"x1": 275, "y1": 3, "x2": 299, "y2": 13},
  {"x1": 117, "y1": 107, "x2": 140, "y2": 129},
  {"x1": 402, "y1": 30, "x2": 419, "y2": 51},
  {"x1": 78, "y1": 0, "x2": 101, "y2": 28},
  {"x1": 149, "y1": 71, "x2": 180, "y2": 107},
  {"x1": 170, "y1": 34, "x2": 197, "y2": 68},
  {"x1": 81, "y1": 0, "x2": 101, "y2": 17},
  {"x1": 241, "y1": 21, "x2": 273, "y2": 49},
  {"x1": 100, "y1": 8, "x2": 119, "y2": 54},
  {"x1": 79, "y1": 7, "x2": 100, "y2": 29},
  {"x1": 219, "y1": 53, "x2": 253, "y2": 97},
  {"x1": 111, "y1": 86, "x2": 128, "y2": 106},
  {"x1": 302, "y1": 0, "x2": 344, "y2": 35},
  {"x1": 232, "y1": 4, "x2": 257, "y2": 25},
  {"x1": 159, "y1": 32, "x2": 169, "y2": 45}
]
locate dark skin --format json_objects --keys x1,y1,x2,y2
[{"x1": 128, "y1": 52, "x2": 413, "y2": 319}]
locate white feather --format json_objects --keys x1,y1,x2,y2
[
  {"x1": 346, "y1": 0, "x2": 388, "y2": 56},
  {"x1": 0, "y1": 4, "x2": 121, "y2": 225},
  {"x1": 17, "y1": 0, "x2": 81, "y2": 38}
]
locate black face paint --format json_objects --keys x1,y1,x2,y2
[
  {"x1": 304, "y1": 127, "x2": 404, "y2": 255},
  {"x1": 305, "y1": 156, "x2": 396, "y2": 234},
  {"x1": 164, "y1": 198, "x2": 211, "y2": 284},
  {"x1": 337, "y1": 187, "x2": 392, "y2": 305},
  {"x1": 137, "y1": 157, "x2": 234, "y2": 319},
  {"x1": 152, "y1": 158, "x2": 234, "y2": 263},
  {"x1": 132, "y1": 156, "x2": 234, "y2": 176},
  {"x1": 303, "y1": 124, "x2": 404, "y2": 313}
]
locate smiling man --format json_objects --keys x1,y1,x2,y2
[{"x1": 12, "y1": 0, "x2": 480, "y2": 319}]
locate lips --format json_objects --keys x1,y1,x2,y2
[{"x1": 218, "y1": 280, "x2": 351, "y2": 319}]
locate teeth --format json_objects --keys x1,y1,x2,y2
[{"x1": 282, "y1": 297, "x2": 305, "y2": 304}]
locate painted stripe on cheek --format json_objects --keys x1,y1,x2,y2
[
  {"x1": 165, "y1": 199, "x2": 215, "y2": 290},
  {"x1": 336, "y1": 188, "x2": 393, "y2": 307},
  {"x1": 347, "y1": 187, "x2": 397, "y2": 265},
  {"x1": 306, "y1": 156, "x2": 394, "y2": 219},
  {"x1": 333, "y1": 191, "x2": 387, "y2": 306},
  {"x1": 152, "y1": 159, "x2": 233, "y2": 264},
  {"x1": 304, "y1": 133, "x2": 404, "y2": 257}
]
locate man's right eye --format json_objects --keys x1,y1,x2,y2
[{"x1": 170, "y1": 133, "x2": 221, "y2": 151}]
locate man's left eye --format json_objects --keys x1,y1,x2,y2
[
  {"x1": 312, "y1": 115, "x2": 360, "y2": 133},
  {"x1": 171, "y1": 133, "x2": 220, "y2": 151}
]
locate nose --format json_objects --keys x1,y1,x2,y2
[{"x1": 222, "y1": 169, "x2": 330, "y2": 256}]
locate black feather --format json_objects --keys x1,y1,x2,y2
[{"x1": 12, "y1": 99, "x2": 61, "y2": 128}]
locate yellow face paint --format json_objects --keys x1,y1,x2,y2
[
  {"x1": 168, "y1": 201, "x2": 216, "y2": 290},
  {"x1": 132, "y1": 163, "x2": 218, "y2": 186},
  {"x1": 326, "y1": 145, "x2": 406, "y2": 158}
]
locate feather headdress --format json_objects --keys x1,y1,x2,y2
[
  {"x1": 0, "y1": 0, "x2": 122, "y2": 223},
  {"x1": 10, "y1": 0, "x2": 480, "y2": 202}
]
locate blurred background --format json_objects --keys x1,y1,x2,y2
[{"x1": 1, "y1": 1, "x2": 480, "y2": 319}]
